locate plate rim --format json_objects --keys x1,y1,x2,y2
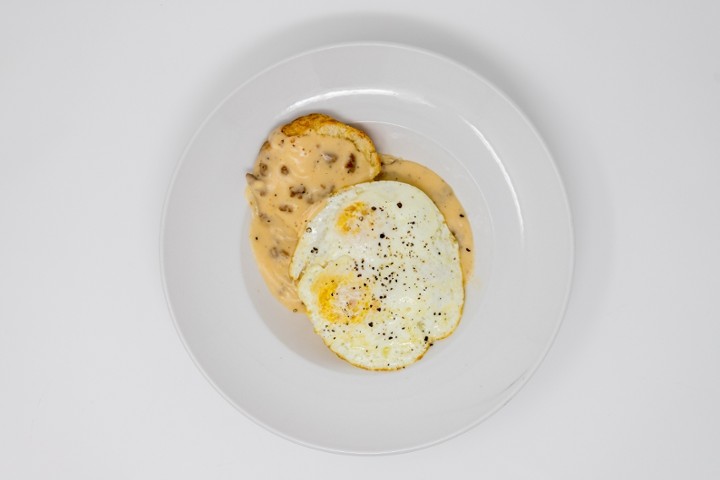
[{"x1": 159, "y1": 40, "x2": 575, "y2": 455}]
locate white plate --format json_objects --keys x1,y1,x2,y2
[{"x1": 161, "y1": 42, "x2": 573, "y2": 454}]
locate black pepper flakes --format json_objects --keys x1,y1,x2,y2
[{"x1": 397, "y1": 202, "x2": 403, "y2": 208}]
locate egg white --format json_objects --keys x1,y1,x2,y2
[{"x1": 290, "y1": 181, "x2": 464, "y2": 370}]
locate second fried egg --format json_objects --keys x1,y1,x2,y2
[{"x1": 290, "y1": 181, "x2": 464, "y2": 370}]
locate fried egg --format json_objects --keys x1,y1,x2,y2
[{"x1": 290, "y1": 180, "x2": 464, "y2": 370}]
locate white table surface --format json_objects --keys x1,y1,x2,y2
[{"x1": 2, "y1": 1, "x2": 719, "y2": 478}]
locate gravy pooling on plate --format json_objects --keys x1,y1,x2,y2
[{"x1": 246, "y1": 114, "x2": 474, "y2": 314}]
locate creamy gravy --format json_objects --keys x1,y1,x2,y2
[
  {"x1": 247, "y1": 132, "x2": 474, "y2": 314},
  {"x1": 246, "y1": 127, "x2": 378, "y2": 312}
]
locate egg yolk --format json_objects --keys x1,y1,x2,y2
[
  {"x1": 311, "y1": 274, "x2": 373, "y2": 324},
  {"x1": 336, "y1": 201, "x2": 373, "y2": 234}
]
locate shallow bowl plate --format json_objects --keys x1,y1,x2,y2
[{"x1": 161, "y1": 42, "x2": 574, "y2": 454}]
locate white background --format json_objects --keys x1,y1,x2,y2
[{"x1": 2, "y1": 1, "x2": 719, "y2": 478}]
